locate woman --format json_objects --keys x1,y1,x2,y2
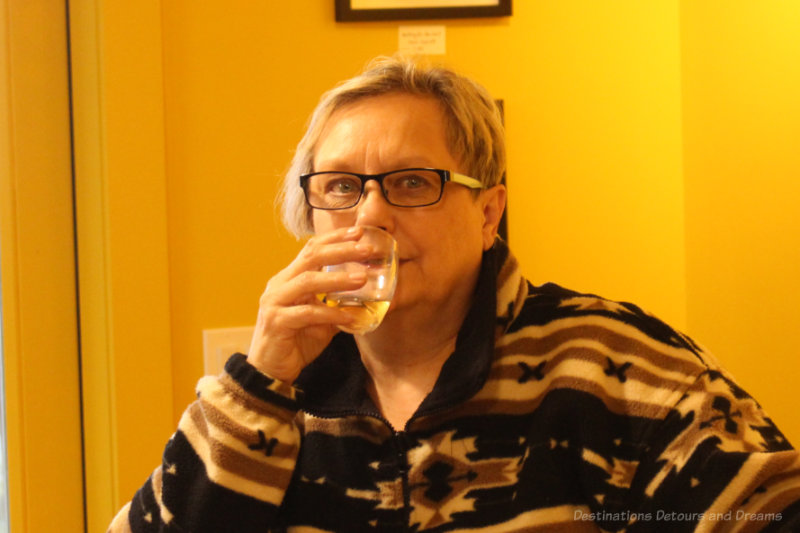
[{"x1": 111, "y1": 57, "x2": 799, "y2": 532}]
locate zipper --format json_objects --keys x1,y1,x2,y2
[
  {"x1": 305, "y1": 407, "x2": 417, "y2": 530},
  {"x1": 393, "y1": 430, "x2": 412, "y2": 530}
]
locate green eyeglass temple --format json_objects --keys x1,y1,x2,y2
[{"x1": 449, "y1": 172, "x2": 484, "y2": 189}]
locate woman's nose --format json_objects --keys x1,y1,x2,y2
[{"x1": 355, "y1": 180, "x2": 394, "y2": 231}]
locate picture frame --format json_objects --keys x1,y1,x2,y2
[{"x1": 335, "y1": 0, "x2": 512, "y2": 22}]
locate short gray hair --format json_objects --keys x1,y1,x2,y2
[{"x1": 279, "y1": 56, "x2": 506, "y2": 238}]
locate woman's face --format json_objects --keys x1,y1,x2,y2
[{"x1": 311, "y1": 92, "x2": 504, "y2": 320}]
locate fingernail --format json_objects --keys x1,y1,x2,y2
[
  {"x1": 346, "y1": 227, "x2": 359, "y2": 234},
  {"x1": 349, "y1": 272, "x2": 366, "y2": 281}
]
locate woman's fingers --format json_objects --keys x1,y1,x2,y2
[
  {"x1": 266, "y1": 229, "x2": 370, "y2": 306},
  {"x1": 292, "y1": 234, "x2": 370, "y2": 273},
  {"x1": 268, "y1": 301, "x2": 358, "y2": 331},
  {"x1": 268, "y1": 269, "x2": 366, "y2": 307},
  {"x1": 247, "y1": 227, "x2": 371, "y2": 381}
]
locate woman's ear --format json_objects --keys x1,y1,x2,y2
[{"x1": 480, "y1": 184, "x2": 507, "y2": 250}]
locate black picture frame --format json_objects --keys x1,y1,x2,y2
[{"x1": 335, "y1": 0, "x2": 512, "y2": 22}]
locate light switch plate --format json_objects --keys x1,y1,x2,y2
[{"x1": 202, "y1": 326, "x2": 254, "y2": 375}]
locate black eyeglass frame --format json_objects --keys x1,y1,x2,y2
[{"x1": 299, "y1": 167, "x2": 484, "y2": 210}]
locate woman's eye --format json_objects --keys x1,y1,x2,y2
[
  {"x1": 327, "y1": 179, "x2": 358, "y2": 194},
  {"x1": 400, "y1": 175, "x2": 427, "y2": 188}
]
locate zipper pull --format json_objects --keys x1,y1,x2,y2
[{"x1": 393, "y1": 431, "x2": 411, "y2": 474}]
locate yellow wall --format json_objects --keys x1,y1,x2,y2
[
  {"x1": 1, "y1": 1, "x2": 84, "y2": 530},
  {"x1": 68, "y1": 1, "x2": 175, "y2": 530},
  {"x1": 5, "y1": 1, "x2": 795, "y2": 531},
  {"x1": 682, "y1": 2, "x2": 800, "y2": 445}
]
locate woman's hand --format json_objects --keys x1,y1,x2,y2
[{"x1": 246, "y1": 227, "x2": 369, "y2": 383}]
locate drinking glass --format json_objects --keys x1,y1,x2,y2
[{"x1": 321, "y1": 226, "x2": 398, "y2": 334}]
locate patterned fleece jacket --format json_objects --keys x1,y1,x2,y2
[{"x1": 109, "y1": 240, "x2": 800, "y2": 532}]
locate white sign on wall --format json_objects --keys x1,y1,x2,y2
[{"x1": 398, "y1": 25, "x2": 446, "y2": 55}]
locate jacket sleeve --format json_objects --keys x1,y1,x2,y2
[
  {"x1": 107, "y1": 353, "x2": 301, "y2": 532},
  {"x1": 628, "y1": 357, "x2": 800, "y2": 531}
]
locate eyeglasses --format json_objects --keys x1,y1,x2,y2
[{"x1": 299, "y1": 168, "x2": 484, "y2": 210}]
